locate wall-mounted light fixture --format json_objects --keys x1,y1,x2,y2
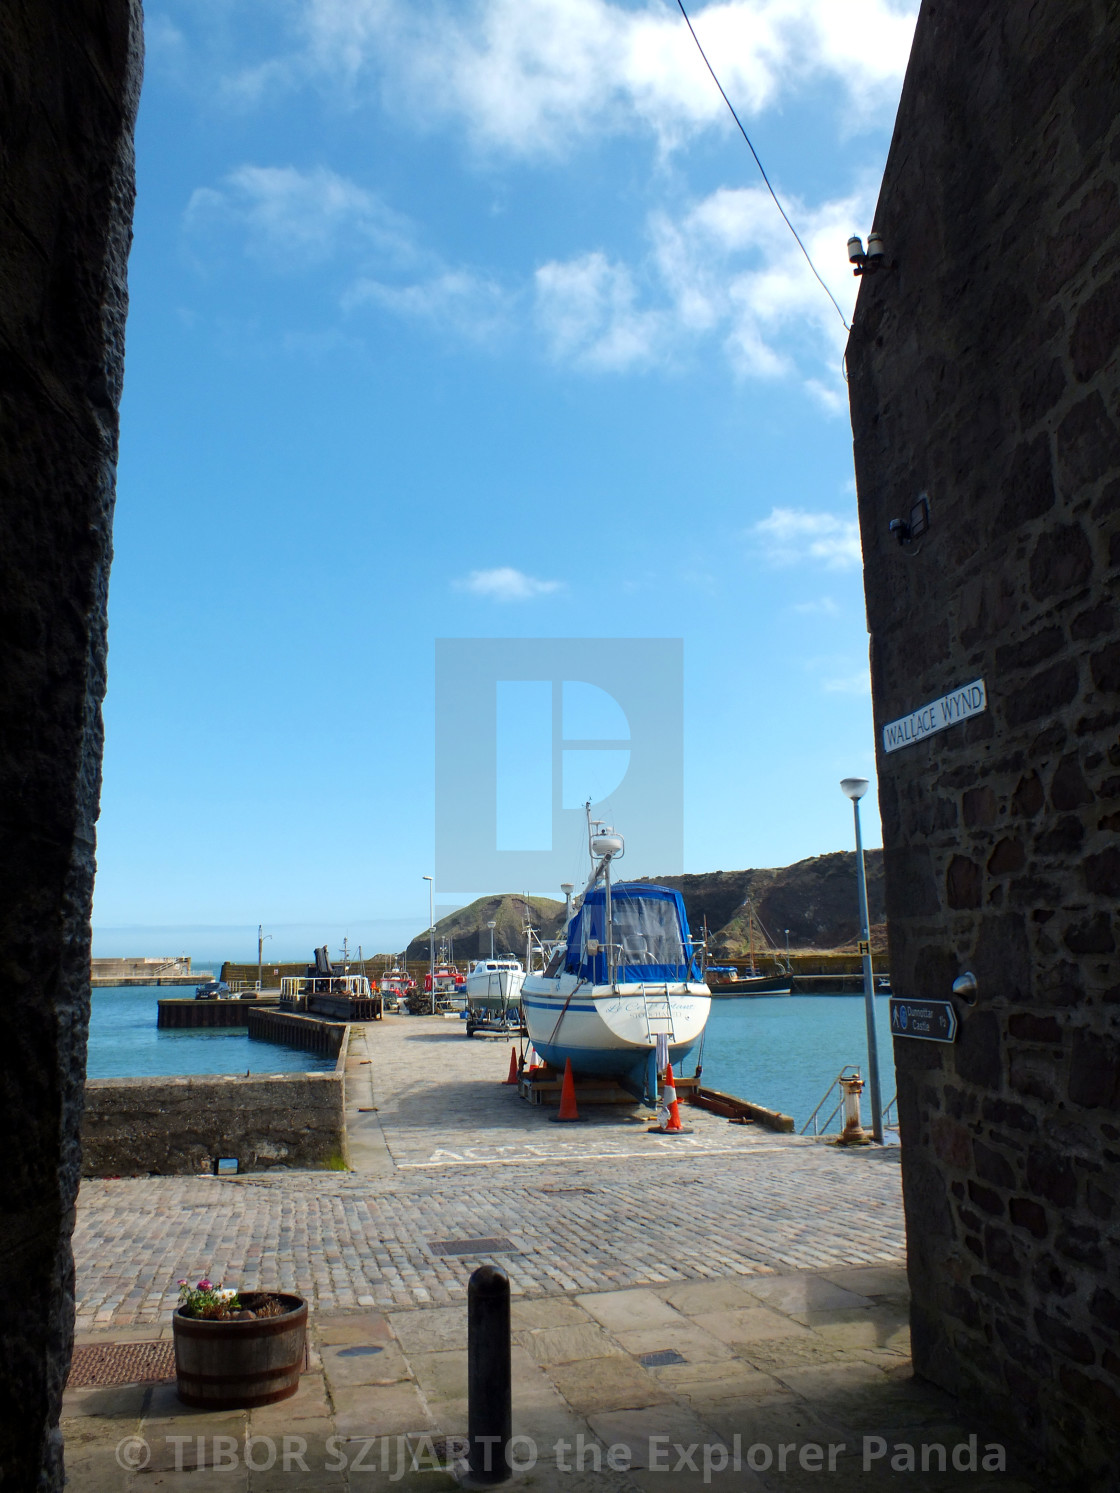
[
  {"x1": 888, "y1": 493, "x2": 931, "y2": 548},
  {"x1": 847, "y1": 231, "x2": 887, "y2": 277}
]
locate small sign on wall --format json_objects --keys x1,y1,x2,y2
[
  {"x1": 889, "y1": 998, "x2": 958, "y2": 1043},
  {"x1": 882, "y1": 679, "x2": 986, "y2": 753}
]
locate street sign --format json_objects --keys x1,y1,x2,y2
[
  {"x1": 889, "y1": 997, "x2": 958, "y2": 1043},
  {"x1": 882, "y1": 678, "x2": 986, "y2": 753}
]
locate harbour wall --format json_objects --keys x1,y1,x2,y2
[
  {"x1": 847, "y1": 1, "x2": 1120, "y2": 1484},
  {"x1": 247, "y1": 1006, "x2": 347, "y2": 1056},
  {"x1": 81, "y1": 1043, "x2": 347, "y2": 1177}
]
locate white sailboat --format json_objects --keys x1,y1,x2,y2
[{"x1": 520, "y1": 808, "x2": 711, "y2": 1102}]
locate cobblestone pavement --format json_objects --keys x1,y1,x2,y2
[
  {"x1": 64, "y1": 1020, "x2": 1042, "y2": 1490},
  {"x1": 64, "y1": 1266, "x2": 1040, "y2": 1492},
  {"x1": 73, "y1": 1020, "x2": 904, "y2": 1329}
]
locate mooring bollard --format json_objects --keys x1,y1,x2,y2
[{"x1": 467, "y1": 1264, "x2": 511, "y2": 1484}]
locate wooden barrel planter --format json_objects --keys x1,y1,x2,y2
[{"x1": 172, "y1": 1293, "x2": 308, "y2": 1409}]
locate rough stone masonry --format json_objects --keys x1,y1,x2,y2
[
  {"x1": 846, "y1": 2, "x2": 1120, "y2": 1488},
  {"x1": 0, "y1": 3, "x2": 142, "y2": 1489}
]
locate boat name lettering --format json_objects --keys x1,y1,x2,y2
[{"x1": 881, "y1": 679, "x2": 986, "y2": 754}]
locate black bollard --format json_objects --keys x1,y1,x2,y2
[{"x1": 467, "y1": 1264, "x2": 511, "y2": 1484}]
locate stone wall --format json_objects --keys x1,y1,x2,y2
[
  {"x1": 0, "y1": 3, "x2": 141, "y2": 1488},
  {"x1": 847, "y1": 1, "x2": 1119, "y2": 1486},
  {"x1": 81, "y1": 1069, "x2": 347, "y2": 1176}
]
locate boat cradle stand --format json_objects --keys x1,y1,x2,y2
[{"x1": 519, "y1": 1066, "x2": 700, "y2": 1109}]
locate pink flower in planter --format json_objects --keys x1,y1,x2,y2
[{"x1": 197, "y1": 1279, "x2": 212, "y2": 1290}]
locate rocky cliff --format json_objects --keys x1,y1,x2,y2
[{"x1": 407, "y1": 852, "x2": 884, "y2": 960}]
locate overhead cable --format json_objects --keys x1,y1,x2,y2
[{"x1": 673, "y1": 0, "x2": 851, "y2": 332}]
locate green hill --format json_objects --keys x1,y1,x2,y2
[{"x1": 404, "y1": 893, "x2": 566, "y2": 964}]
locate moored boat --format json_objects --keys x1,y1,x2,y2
[
  {"x1": 706, "y1": 966, "x2": 792, "y2": 996},
  {"x1": 520, "y1": 810, "x2": 711, "y2": 1103}
]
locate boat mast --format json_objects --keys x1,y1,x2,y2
[
  {"x1": 586, "y1": 800, "x2": 619, "y2": 990},
  {"x1": 746, "y1": 899, "x2": 755, "y2": 972}
]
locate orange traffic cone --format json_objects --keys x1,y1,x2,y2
[
  {"x1": 550, "y1": 1058, "x2": 584, "y2": 1122},
  {"x1": 502, "y1": 1046, "x2": 519, "y2": 1085},
  {"x1": 649, "y1": 1062, "x2": 692, "y2": 1135}
]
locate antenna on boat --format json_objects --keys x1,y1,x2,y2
[{"x1": 585, "y1": 800, "x2": 625, "y2": 990}]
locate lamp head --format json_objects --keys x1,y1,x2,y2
[
  {"x1": 486, "y1": 920, "x2": 496, "y2": 929},
  {"x1": 560, "y1": 883, "x2": 574, "y2": 895},
  {"x1": 840, "y1": 777, "x2": 869, "y2": 801}
]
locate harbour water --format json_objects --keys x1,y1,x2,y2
[
  {"x1": 699, "y1": 994, "x2": 899, "y2": 1130},
  {"x1": 88, "y1": 984, "x2": 896, "y2": 1128},
  {"x1": 86, "y1": 986, "x2": 337, "y2": 1079}
]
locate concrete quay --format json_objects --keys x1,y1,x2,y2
[{"x1": 64, "y1": 1017, "x2": 1041, "y2": 1489}]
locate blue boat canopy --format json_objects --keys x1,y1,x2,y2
[{"x1": 563, "y1": 883, "x2": 701, "y2": 984}]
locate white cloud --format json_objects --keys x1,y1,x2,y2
[
  {"x1": 534, "y1": 252, "x2": 662, "y2": 370},
  {"x1": 345, "y1": 269, "x2": 510, "y2": 342},
  {"x1": 290, "y1": 0, "x2": 918, "y2": 157},
  {"x1": 185, "y1": 161, "x2": 871, "y2": 389},
  {"x1": 534, "y1": 180, "x2": 871, "y2": 385},
  {"x1": 751, "y1": 507, "x2": 862, "y2": 568},
  {"x1": 453, "y1": 567, "x2": 564, "y2": 601},
  {"x1": 186, "y1": 165, "x2": 416, "y2": 270}
]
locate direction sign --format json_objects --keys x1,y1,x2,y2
[{"x1": 889, "y1": 997, "x2": 958, "y2": 1044}]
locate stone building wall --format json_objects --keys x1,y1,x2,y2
[
  {"x1": 846, "y1": 1, "x2": 1119, "y2": 1486},
  {"x1": 0, "y1": 3, "x2": 141, "y2": 1488}
]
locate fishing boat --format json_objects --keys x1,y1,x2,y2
[
  {"x1": 520, "y1": 808, "x2": 711, "y2": 1103},
  {"x1": 705, "y1": 965, "x2": 792, "y2": 996},
  {"x1": 703, "y1": 898, "x2": 792, "y2": 995},
  {"x1": 378, "y1": 962, "x2": 416, "y2": 1011}
]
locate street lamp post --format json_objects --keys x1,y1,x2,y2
[
  {"x1": 840, "y1": 778, "x2": 883, "y2": 1142},
  {"x1": 257, "y1": 924, "x2": 272, "y2": 993},
  {"x1": 486, "y1": 920, "x2": 496, "y2": 958},
  {"x1": 423, "y1": 876, "x2": 435, "y2": 1016},
  {"x1": 785, "y1": 929, "x2": 790, "y2": 971}
]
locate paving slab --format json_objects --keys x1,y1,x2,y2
[
  {"x1": 576, "y1": 1289, "x2": 683, "y2": 1334},
  {"x1": 691, "y1": 1305, "x2": 813, "y2": 1345},
  {"x1": 548, "y1": 1356, "x2": 673, "y2": 1415},
  {"x1": 520, "y1": 1322, "x2": 624, "y2": 1366}
]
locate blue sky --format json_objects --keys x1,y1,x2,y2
[{"x1": 93, "y1": 0, "x2": 918, "y2": 962}]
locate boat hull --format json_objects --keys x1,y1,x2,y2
[
  {"x1": 464, "y1": 967, "x2": 525, "y2": 1016},
  {"x1": 709, "y1": 975, "x2": 792, "y2": 996},
  {"x1": 521, "y1": 978, "x2": 710, "y2": 1090}
]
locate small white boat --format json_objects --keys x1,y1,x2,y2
[
  {"x1": 463, "y1": 957, "x2": 525, "y2": 1020},
  {"x1": 520, "y1": 808, "x2": 711, "y2": 1103}
]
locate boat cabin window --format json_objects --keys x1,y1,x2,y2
[{"x1": 611, "y1": 896, "x2": 687, "y2": 967}]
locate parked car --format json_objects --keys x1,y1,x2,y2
[{"x1": 194, "y1": 980, "x2": 231, "y2": 1000}]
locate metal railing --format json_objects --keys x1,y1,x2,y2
[{"x1": 800, "y1": 1065, "x2": 862, "y2": 1136}]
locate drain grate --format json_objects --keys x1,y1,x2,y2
[
  {"x1": 429, "y1": 1236, "x2": 515, "y2": 1257},
  {"x1": 639, "y1": 1349, "x2": 687, "y2": 1367},
  {"x1": 68, "y1": 1341, "x2": 175, "y2": 1388}
]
